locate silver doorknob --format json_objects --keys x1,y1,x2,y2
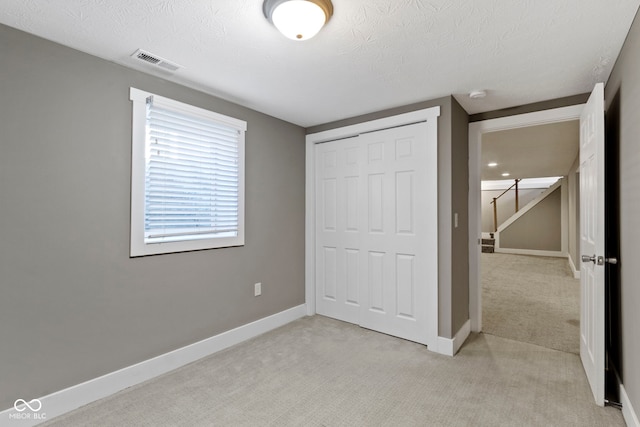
[
  {"x1": 605, "y1": 257, "x2": 618, "y2": 265},
  {"x1": 581, "y1": 254, "x2": 596, "y2": 263}
]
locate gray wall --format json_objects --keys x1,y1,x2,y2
[
  {"x1": 450, "y1": 98, "x2": 470, "y2": 335},
  {"x1": 499, "y1": 188, "x2": 562, "y2": 251},
  {"x1": 308, "y1": 95, "x2": 471, "y2": 338},
  {"x1": 604, "y1": 7, "x2": 640, "y2": 416},
  {"x1": 0, "y1": 24, "x2": 306, "y2": 411},
  {"x1": 481, "y1": 188, "x2": 543, "y2": 233}
]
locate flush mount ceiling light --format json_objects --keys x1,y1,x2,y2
[
  {"x1": 487, "y1": 162, "x2": 498, "y2": 167},
  {"x1": 263, "y1": 0, "x2": 333, "y2": 41}
]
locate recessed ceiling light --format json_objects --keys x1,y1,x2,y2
[
  {"x1": 502, "y1": 172, "x2": 510, "y2": 177},
  {"x1": 487, "y1": 162, "x2": 498, "y2": 167},
  {"x1": 469, "y1": 90, "x2": 487, "y2": 99}
]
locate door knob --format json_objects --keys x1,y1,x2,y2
[
  {"x1": 581, "y1": 255, "x2": 615, "y2": 265},
  {"x1": 581, "y1": 254, "x2": 596, "y2": 263}
]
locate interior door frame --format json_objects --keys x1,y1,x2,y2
[
  {"x1": 305, "y1": 107, "x2": 440, "y2": 344},
  {"x1": 468, "y1": 104, "x2": 585, "y2": 332}
]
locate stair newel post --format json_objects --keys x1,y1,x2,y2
[
  {"x1": 515, "y1": 179, "x2": 519, "y2": 212},
  {"x1": 492, "y1": 197, "x2": 498, "y2": 232}
]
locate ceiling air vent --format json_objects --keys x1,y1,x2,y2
[{"x1": 131, "y1": 49, "x2": 182, "y2": 73}]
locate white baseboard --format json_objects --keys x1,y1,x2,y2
[
  {"x1": 435, "y1": 319, "x2": 471, "y2": 356},
  {"x1": 622, "y1": 385, "x2": 640, "y2": 427},
  {"x1": 567, "y1": 254, "x2": 581, "y2": 279},
  {"x1": 1, "y1": 304, "x2": 307, "y2": 427},
  {"x1": 494, "y1": 248, "x2": 567, "y2": 258}
]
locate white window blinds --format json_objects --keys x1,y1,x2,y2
[
  {"x1": 145, "y1": 97, "x2": 241, "y2": 243},
  {"x1": 130, "y1": 88, "x2": 246, "y2": 256}
]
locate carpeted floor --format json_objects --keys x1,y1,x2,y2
[
  {"x1": 482, "y1": 252, "x2": 580, "y2": 354},
  {"x1": 42, "y1": 315, "x2": 622, "y2": 427}
]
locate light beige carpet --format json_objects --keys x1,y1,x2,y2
[
  {"x1": 42, "y1": 316, "x2": 622, "y2": 426},
  {"x1": 482, "y1": 252, "x2": 580, "y2": 354}
]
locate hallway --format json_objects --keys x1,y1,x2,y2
[{"x1": 481, "y1": 252, "x2": 580, "y2": 354}]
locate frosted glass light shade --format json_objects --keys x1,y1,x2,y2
[{"x1": 264, "y1": 0, "x2": 333, "y2": 41}]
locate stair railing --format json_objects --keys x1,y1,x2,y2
[{"x1": 490, "y1": 179, "x2": 521, "y2": 232}]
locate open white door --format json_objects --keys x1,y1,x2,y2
[{"x1": 579, "y1": 82, "x2": 605, "y2": 406}]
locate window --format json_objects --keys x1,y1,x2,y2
[{"x1": 130, "y1": 88, "x2": 246, "y2": 256}]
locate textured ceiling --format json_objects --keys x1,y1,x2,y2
[
  {"x1": 481, "y1": 120, "x2": 579, "y2": 181},
  {"x1": 0, "y1": 0, "x2": 638, "y2": 127}
]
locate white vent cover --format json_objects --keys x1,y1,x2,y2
[{"x1": 131, "y1": 49, "x2": 182, "y2": 72}]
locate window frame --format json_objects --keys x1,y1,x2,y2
[{"x1": 129, "y1": 87, "x2": 246, "y2": 257}]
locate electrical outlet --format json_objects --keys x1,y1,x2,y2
[{"x1": 254, "y1": 282, "x2": 262, "y2": 297}]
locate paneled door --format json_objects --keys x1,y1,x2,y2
[
  {"x1": 315, "y1": 122, "x2": 437, "y2": 345},
  {"x1": 579, "y1": 82, "x2": 605, "y2": 406},
  {"x1": 315, "y1": 136, "x2": 361, "y2": 325}
]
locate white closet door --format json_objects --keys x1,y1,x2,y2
[
  {"x1": 358, "y1": 123, "x2": 436, "y2": 345},
  {"x1": 315, "y1": 137, "x2": 361, "y2": 324},
  {"x1": 315, "y1": 121, "x2": 437, "y2": 346}
]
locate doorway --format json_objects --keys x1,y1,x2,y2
[
  {"x1": 468, "y1": 104, "x2": 584, "y2": 332},
  {"x1": 469, "y1": 95, "x2": 610, "y2": 405},
  {"x1": 477, "y1": 120, "x2": 581, "y2": 352}
]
